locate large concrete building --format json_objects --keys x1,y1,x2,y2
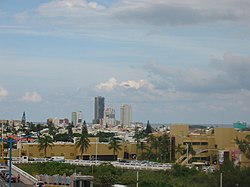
[
  {"x1": 93, "y1": 96, "x2": 105, "y2": 124},
  {"x1": 71, "y1": 111, "x2": 82, "y2": 127},
  {"x1": 120, "y1": 104, "x2": 132, "y2": 128},
  {"x1": 104, "y1": 107, "x2": 115, "y2": 128}
]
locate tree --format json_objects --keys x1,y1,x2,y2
[
  {"x1": 175, "y1": 144, "x2": 185, "y2": 158},
  {"x1": 158, "y1": 133, "x2": 170, "y2": 162},
  {"x1": 82, "y1": 120, "x2": 88, "y2": 134},
  {"x1": 146, "y1": 134, "x2": 159, "y2": 161},
  {"x1": 235, "y1": 135, "x2": 250, "y2": 159},
  {"x1": 145, "y1": 120, "x2": 153, "y2": 134},
  {"x1": 54, "y1": 133, "x2": 73, "y2": 142},
  {"x1": 48, "y1": 122, "x2": 57, "y2": 136},
  {"x1": 137, "y1": 141, "x2": 148, "y2": 160},
  {"x1": 29, "y1": 122, "x2": 36, "y2": 132},
  {"x1": 38, "y1": 135, "x2": 54, "y2": 158},
  {"x1": 108, "y1": 137, "x2": 122, "y2": 161},
  {"x1": 24, "y1": 128, "x2": 31, "y2": 141},
  {"x1": 183, "y1": 143, "x2": 196, "y2": 161},
  {"x1": 133, "y1": 127, "x2": 145, "y2": 159},
  {"x1": 67, "y1": 123, "x2": 74, "y2": 138},
  {"x1": 36, "y1": 123, "x2": 44, "y2": 135},
  {"x1": 75, "y1": 126, "x2": 90, "y2": 159}
]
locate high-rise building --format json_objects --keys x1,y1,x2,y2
[
  {"x1": 93, "y1": 96, "x2": 105, "y2": 124},
  {"x1": 71, "y1": 111, "x2": 82, "y2": 127},
  {"x1": 105, "y1": 107, "x2": 115, "y2": 128},
  {"x1": 120, "y1": 104, "x2": 132, "y2": 127},
  {"x1": 21, "y1": 111, "x2": 26, "y2": 127}
]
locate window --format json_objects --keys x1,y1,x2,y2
[
  {"x1": 192, "y1": 142, "x2": 200, "y2": 145},
  {"x1": 201, "y1": 142, "x2": 208, "y2": 145}
]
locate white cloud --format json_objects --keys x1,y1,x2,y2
[
  {"x1": 0, "y1": 87, "x2": 8, "y2": 100},
  {"x1": 20, "y1": 92, "x2": 42, "y2": 103},
  {"x1": 35, "y1": 0, "x2": 105, "y2": 18},
  {"x1": 120, "y1": 79, "x2": 146, "y2": 89},
  {"x1": 96, "y1": 77, "x2": 155, "y2": 91},
  {"x1": 96, "y1": 77, "x2": 117, "y2": 91}
]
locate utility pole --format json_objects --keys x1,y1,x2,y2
[
  {"x1": 9, "y1": 139, "x2": 13, "y2": 187},
  {"x1": 220, "y1": 173, "x2": 223, "y2": 187},
  {"x1": 169, "y1": 135, "x2": 171, "y2": 161},
  {"x1": 186, "y1": 143, "x2": 189, "y2": 164},
  {"x1": 136, "y1": 171, "x2": 139, "y2": 187}
]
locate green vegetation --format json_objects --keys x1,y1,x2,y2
[
  {"x1": 75, "y1": 123, "x2": 90, "y2": 158},
  {"x1": 108, "y1": 137, "x2": 122, "y2": 160},
  {"x1": 235, "y1": 135, "x2": 250, "y2": 159},
  {"x1": 38, "y1": 135, "x2": 54, "y2": 158},
  {"x1": 16, "y1": 161, "x2": 250, "y2": 187},
  {"x1": 89, "y1": 132, "x2": 116, "y2": 142}
]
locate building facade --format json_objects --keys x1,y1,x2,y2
[
  {"x1": 93, "y1": 96, "x2": 105, "y2": 124},
  {"x1": 104, "y1": 108, "x2": 116, "y2": 128},
  {"x1": 120, "y1": 104, "x2": 132, "y2": 128},
  {"x1": 71, "y1": 111, "x2": 82, "y2": 127}
]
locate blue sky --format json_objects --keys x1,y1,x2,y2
[{"x1": 1, "y1": 0, "x2": 250, "y2": 124}]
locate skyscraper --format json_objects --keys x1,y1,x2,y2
[
  {"x1": 71, "y1": 111, "x2": 82, "y2": 127},
  {"x1": 120, "y1": 104, "x2": 132, "y2": 127},
  {"x1": 21, "y1": 111, "x2": 26, "y2": 127},
  {"x1": 93, "y1": 96, "x2": 105, "y2": 124},
  {"x1": 105, "y1": 107, "x2": 115, "y2": 127}
]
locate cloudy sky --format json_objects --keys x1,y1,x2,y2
[{"x1": 1, "y1": 0, "x2": 250, "y2": 124}]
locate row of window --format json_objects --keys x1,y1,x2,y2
[
  {"x1": 183, "y1": 142, "x2": 208, "y2": 145},
  {"x1": 29, "y1": 153, "x2": 75, "y2": 157}
]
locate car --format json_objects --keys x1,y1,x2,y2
[
  {"x1": 0, "y1": 168, "x2": 7, "y2": 177},
  {"x1": 5, "y1": 174, "x2": 17, "y2": 183},
  {"x1": 34, "y1": 181, "x2": 46, "y2": 187}
]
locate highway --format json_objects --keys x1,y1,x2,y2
[{"x1": 0, "y1": 175, "x2": 28, "y2": 187}]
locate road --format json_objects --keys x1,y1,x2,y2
[{"x1": 0, "y1": 177, "x2": 27, "y2": 187}]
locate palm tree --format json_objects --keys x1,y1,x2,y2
[
  {"x1": 137, "y1": 141, "x2": 148, "y2": 160},
  {"x1": 235, "y1": 135, "x2": 250, "y2": 159},
  {"x1": 183, "y1": 143, "x2": 196, "y2": 160},
  {"x1": 24, "y1": 129, "x2": 31, "y2": 141},
  {"x1": 159, "y1": 133, "x2": 170, "y2": 162},
  {"x1": 108, "y1": 137, "x2": 122, "y2": 161},
  {"x1": 147, "y1": 134, "x2": 159, "y2": 155},
  {"x1": 175, "y1": 143, "x2": 185, "y2": 158},
  {"x1": 38, "y1": 135, "x2": 54, "y2": 158},
  {"x1": 133, "y1": 127, "x2": 144, "y2": 159},
  {"x1": 75, "y1": 133, "x2": 90, "y2": 159}
]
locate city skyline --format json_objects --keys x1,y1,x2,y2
[{"x1": 1, "y1": 1, "x2": 250, "y2": 124}]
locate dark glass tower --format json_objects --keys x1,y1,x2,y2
[{"x1": 93, "y1": 96, "x2": 105, "y2": 124}]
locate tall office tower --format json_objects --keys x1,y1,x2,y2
[
  {"x1": 120, "y1": 104, "x2": 132, "y2": 128},
  {"x1": 71, "y1": 111, "x2": 82, "y2": 127},
  {"x1": 21, "y1": 111, "x2": 26, "y2": 127},
  {"x1": 105, "y1": 108, "x2": 115, "y2": 128},
  {"x1": 93, "y1": 96, "x2": 105, "y2": 124}
]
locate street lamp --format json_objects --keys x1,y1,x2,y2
[{"x1": 1, "y1": 138, "x2": 15, "y2": 187}]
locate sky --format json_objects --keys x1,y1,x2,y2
[{"x1": 1, "y1": 0, "x2": 250, "y2": 124}]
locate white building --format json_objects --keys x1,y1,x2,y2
[
  {"x1": 105, "y1": 108, "x2": 116, "y2": 128},
  {"x1": 120, "y1": 104, "x2": 132, "y2": 128},
  {"x1": 71, "y1": 111, "x2": 82, "y2": 127}
]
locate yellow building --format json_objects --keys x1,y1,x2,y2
[
  {"x1": 14, "y1": 137, "x2": 136, "y2": 161},
  {"x1": 171, "y1": 124, "x2": 250, "y2": 166},
  {"x1": 6, "y1": 125, "x2": 250, "y2": 167}
]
